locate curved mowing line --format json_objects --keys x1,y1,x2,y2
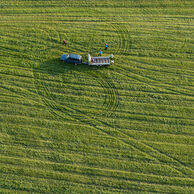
[
  {"x1": 31, "y1": 25, "x2": 119, "y2": 121},
  {"x1": 33, "y1": 65, "x2": 119, "y2": 120},
  {"x1": 90, "y1": 71, "x2": 119, "y2": 117},
  {"x1": 30, "y1": 24, "x2": 194, "y2": 178},
  {"x1": 32, "y1": 68, "x2": 162, "y2": 165},
  {"x1": 33, "y1": 66, "x2": 78, "y2": 123},
  {"x1": 80, "y1": 69, "x2": 119, "y2": 117},
  {"x1": 49, "y1": 23, "x2": 120, "y2": 116},
  {"x1": 103, "y1": 22, "x2": 194, "y2": 176},
  {"x1": 30, "y1": 26, "x2": 76, "y2": 122},
  {"x1": 110, "y1": 22, "x2": 132, "y2": 56},
  {"x1": 33, "y1": 69, "x2": 171, "y2": 168},
  {"x1": 14, "y1": 73, "x2": 194, "y2": 178}
]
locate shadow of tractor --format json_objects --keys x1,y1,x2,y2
[{"x1": 37, "y1": 57, "x2": 109, "y2": 78}]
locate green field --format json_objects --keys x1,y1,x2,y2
[{"x1": 0, "y1": 0, "x2": 194, "y2": 193}]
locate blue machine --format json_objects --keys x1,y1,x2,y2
[{"x1": 60, "y1": 53, "x2": 82, "y2": 64}]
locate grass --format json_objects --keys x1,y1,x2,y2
[{"x1": 0, "y1": 0, "x2": 194, "y2": 193}]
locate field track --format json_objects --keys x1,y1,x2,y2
[{"x1": 0, "y1": 0, "x2": 194, "y2": 193}]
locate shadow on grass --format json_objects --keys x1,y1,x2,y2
[
  {"x1": 32, "y1": 57, "x2": 119, "y2": 118},
  {"x1": 38, "y1": 57, "x2": 109, "y2": 77}
]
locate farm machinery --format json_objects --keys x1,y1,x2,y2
[{"x1": 60, "y1": 53, "x2": 114, "y2": 66}]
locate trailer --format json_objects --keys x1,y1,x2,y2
[{"x1": 88, "y1": 54, "x2": 114, "y2": 66}]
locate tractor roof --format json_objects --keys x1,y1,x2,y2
[{"x1": 69, "y1": 53, "x2": 82, "y2": 60}]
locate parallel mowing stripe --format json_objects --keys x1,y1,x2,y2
[
  {"x1": 1, "y1": 1, "x2": 193, "y2": 193},
  {"x1": 0, "y1": 161, "x2": 193, "y2": 187},
  {"x1": 0, "y1": 165, "x2": 193, "y2": 194}
]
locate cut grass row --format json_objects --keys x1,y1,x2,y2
[{"x1": 0, "y1": 0, "x2": 194, "y2": 192}]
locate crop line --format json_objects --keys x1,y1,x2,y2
[
  {"x1": 126, "y1": 58, "x2": 194, "y2": 77},
  {"x1": 31, "y1": 72, "x2": 160, "y2": 165},
  {"x1": 84, "y1": 71, "x2": 119, "y2": 117},
  {"x1": 1, "y1": 161, "x2": 193, "y2": 190},
  {"x1": 32, "y1": 69, "x2": 192, "y2": 177},
  {"x1": 0, "y1": 142, "x2": 157, "y2": 166},
  {"x1": 114, "y1": 64, "x2": 194, "y2": 98},
  {"x1": 0, "y1": 173, "x2": 148, "y2": 194},
  {"x1": 1, "y1": 160, "x2": 193, "y2": 189},
  {"x1": 67, "y1": 98, "x2": 192, "y2": 176},
  {"x1": 27, "y1": 22, "x2": 194, "y2": 180},
  {"x1": 1, "y1": 153, "x2": 192, "y2": 180}
]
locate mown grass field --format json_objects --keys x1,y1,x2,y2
[{"x1": 0, "y1": 0, "x2": 194, "y2": 193}]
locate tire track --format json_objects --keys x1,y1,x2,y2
[
  {"x1": 31, "y1": 24, "x2": 119, "y2": 120},
  {"x1": 110, "y1": 69, "x2": 194, "y2": 176},
  {"x1": 106, "y1": 20, "x2": 194, "y2": 176},
  {"x1": 31, "y1": 25, "x2": 78, "y2": 122},
  {"x1": 33, "y1": 66, "x2": 187, "y2": 176},
  {"x1": 111, "y1": 23, "x2": 132, "y2": 55},
  {"x1": 32, "y1": 62, "x2": 161, "y2": 165},
  {"x1": 53, "y1": 23, "x2": 120, "y2": 116},
  {"x1": 31, "y1": 24, "x2": 193, "y2": 177},
  {"x1": 84, "y1": 71, "x2": 119, "y2": 117},
  {"x1": 33, "y1": 65, "x2": 79, "y2": 123}
]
